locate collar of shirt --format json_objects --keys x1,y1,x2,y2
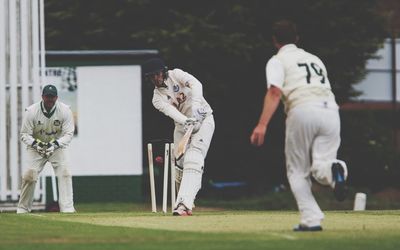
[
  {"x1": 277, "y1": 44, "x2": 297, "y2": 54},
  {"x1": 40, "y1": 101, "x2": 57, "y2": 118}
]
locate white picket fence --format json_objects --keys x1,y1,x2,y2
[{"x1": 0, "y1": 0, "x2": 47, "y2": 211}]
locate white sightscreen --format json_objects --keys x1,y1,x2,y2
[{"x1": 43, "y1": 65, "x2": 143, "y2": 176}]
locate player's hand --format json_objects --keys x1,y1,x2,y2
[
  {"x1": 184, "y1": 118, "x2": 201, "y2": 133},
  {"x1": 184, "y1": 118, "x2": 197, "y2": 131},
  {"x1": 45, "y1": 140, "x2": 59, "y2": 157},
  {"x1": 250, "y1": 124, "x2": 267, "y2": 146},
  {"x1": 32, "y1": 139, "x2": 47, "y2": 156}
]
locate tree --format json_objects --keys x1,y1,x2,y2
[{"x1": 45, "y1": 0, "x2": 388, "y2": 191}]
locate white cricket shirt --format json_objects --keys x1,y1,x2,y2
[
  {"x1": 266, "y1": 44, "x2": 336, "y2": 112},
  {"x1": 20, "y1": 101, "x2": 75, "y2": 148},
  {"x1": 152, "y1": 68, "x2": 213, "y2": 125}
]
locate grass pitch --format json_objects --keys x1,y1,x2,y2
[{"x1": 1, "y1": 206, "x2": 399, "y2": 250}]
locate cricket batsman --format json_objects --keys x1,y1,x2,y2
[
  {"x1": 143, "y1": 58, "x2": 215, "y2": 216},
  {"x1": 17, "y1": 84, "x2": 75, "y2": 213}
]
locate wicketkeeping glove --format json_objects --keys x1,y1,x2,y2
[
  {"x1": 32, "y1": 139, "x2": 47, "y2": 157},
  {"x1": 45, "y1": 139, "x2": 60, "y2": 157}
]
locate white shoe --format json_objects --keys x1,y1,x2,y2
[
  {"x1": 173, "y1": 203, "x2": 192, "y2": 216},
  {"x1": 16, "y1": 208, "x2": 29, "y2": 214},
  {"x1": 61, "y1": 207, "x2": 76, "y2": 213}
]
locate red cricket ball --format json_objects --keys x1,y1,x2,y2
[{"x1": 155, "y1": 156, "x2": 163, "y2": 165}]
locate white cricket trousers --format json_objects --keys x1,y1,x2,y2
[
  {"x1": 17, "y1": 148, "x2": 75, "y2": 213},
  {"x1": 285, "y1": 101, "x2": 341, "y2": 227},
  {"x1": 174, "y1": 115, "x2": 215, "y2": 209}
]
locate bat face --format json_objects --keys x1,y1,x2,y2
[{"x1": 175, "y1": 125, "x2": 194, "y2": 160}]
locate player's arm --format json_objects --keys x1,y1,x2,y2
[
  {"x1": 174, "y1": 69, "x2": 207, "y2": 121},
  {"x1": 20, "y1": 108, "x2": 36, "y2": 146},
  {"x1": 250, "y1": 57, "x2": 284, "y2": 146},
  {"x1": 20, "y1": 108, "x2": 46, "y2": 156},
  {"x1": 56, "y1": 107, "x2": 75, "y2": 148},
  {"x1": 152, "y1": 90, "x2": 188, "y2": 125},
  {"x1": 250, "y1": 86, "x2": 282, "y2": 146},
  {"x1": 176, "y1": 69, "x2": 203, "y2": 106}
]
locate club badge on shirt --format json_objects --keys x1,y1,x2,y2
[{"x1": 54, "y1": 120, "x2": 61, "y2": 126}]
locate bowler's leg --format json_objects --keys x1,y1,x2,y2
[
  {"x1": 310, "y1": 109, "x2": 348, "y2": 189},
  {"x1": 285, "y1": 109, "x2": 324, "y2": 227}
]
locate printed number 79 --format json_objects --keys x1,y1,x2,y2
[{"x1": 297, "y1": 63, "x2": 325, "y2": 84}]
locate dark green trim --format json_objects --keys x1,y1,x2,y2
[
  {"x1": 46, "y1": 175, "x2": 143, "y2": 204},
  {"x1": 40, "y1": 101, "x2": 56, "y2": 118},
  {"x1": 46, "y1": 50, "x2": 159, "y2": 67}
]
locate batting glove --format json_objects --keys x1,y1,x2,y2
[
  {"x1": 184, "y1": 117, "x2": 202, "y2": 134},
  {"x1": 184, "y1": 118, "x2": 198, "y2": 132}
]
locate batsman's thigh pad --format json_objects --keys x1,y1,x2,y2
[{"x1": 183, "y1": 148, "x2": 204, "y2": 173}]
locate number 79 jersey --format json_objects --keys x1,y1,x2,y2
[{"x1": 266, "y1": 44, "x2": 336, "y2": 113}]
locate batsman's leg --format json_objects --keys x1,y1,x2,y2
[
  {"x1": 175, "y1": 160, "x2": 183, "y2": 192},
  {"x1": 173, "y1": 127, "x2": 185, "y2": 198},
  {"x1": 174, "y1": 147, "x2": 203, "y2": 212},
  {"x1": 175, "y1": 115, "x2": 214, "y2": 211}
]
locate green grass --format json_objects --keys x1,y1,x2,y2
[
  {"x1": 1, "y1": 208, "x2": 400, "y2": 250},
  {"x1": 197, "y1": 185, "x2": 400, "y2": 210}
]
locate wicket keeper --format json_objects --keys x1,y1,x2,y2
[{"x1": 17, "y1": 84, "x2": 75, "y2": 213}]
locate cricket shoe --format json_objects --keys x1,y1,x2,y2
[
  {"x1": 16, "y1": 207, "x2": 29, "y2": 214},
  {"x1": 293, "y1": 224, "x2": 323, "y2": 232},
  {"x1": 61, "y1": 208, "x2": 76, "y2": 213},
  {"x1": 173, "y1": 203, "x2": 192, "y2": 216},
  {"x1": 332, "y1": 162, "x2": 348, "y2": 202}
]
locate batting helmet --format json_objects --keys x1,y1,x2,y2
[{"x1": 142, "y1": 58, "x2": 168, "y2": 76}]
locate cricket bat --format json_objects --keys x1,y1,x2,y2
[{"x1": 175, "y1": 124, "x2": 194, "y2": 160}]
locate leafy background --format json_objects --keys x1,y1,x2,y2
[{"x1": 44, "y1": 0, "x2": 398, "y2": 193}]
